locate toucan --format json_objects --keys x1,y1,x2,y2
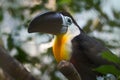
[{"x1": 28, "y1": 11, "x2": 119, "y2": 80}]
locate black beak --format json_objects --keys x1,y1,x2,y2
[{"x1": 28, "y1": 11, "x2": 68, "y2": 35}]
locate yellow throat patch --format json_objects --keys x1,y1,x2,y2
[{"x1": 53, "y1": 33, "x2": 72, "y2": 62}]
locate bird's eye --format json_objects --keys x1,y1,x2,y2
[
  {"x1": 60, "y1": 13, "x2": 73, "y2": 27},
  {"x1": 65, "y1": 16, "x2": 72, "y2": 26}
]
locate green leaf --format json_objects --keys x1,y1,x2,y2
[
  {"x1": 59, "y1": 0, "x2": 72, "y2": 4},
  {"x1": 30, "y1": 4, "x2": 46, "y2": 14},
  {"x1": 7, "y1": 34, "x2": 14, "y2": 50},
  {"x1": 83, "y1": 20, "x2": 92, "y2": 33},
  {"x1": 15, "y1": 46, "x2": 28, "y2": 63},
  {"x1": 102, "y1": 51, "x2": 120, "y2": 64},
  {"x1": 0, "y1": 8, "x2": 3, "y2": 21},
  {"x1": 94, "y1": 65, "x2": 120, "y2": 76}
]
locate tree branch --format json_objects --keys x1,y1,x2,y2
[
  {"x1": 0, "y1": 45, "x2": 37, "y2": 80},
  {"x1": 57, "y1": 60, "x2": 81, "y2": 80}
]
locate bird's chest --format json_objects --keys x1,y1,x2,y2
[{"x1": 53, "y1": 34, "x2": 72, "y2": 62}]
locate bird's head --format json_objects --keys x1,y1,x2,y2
[
  {"x1": 28, "y1": 11, "x2": 82, "y2": 35},
  {"x1": 28, "y1": 11, "x2": 83, "y2": 62}
]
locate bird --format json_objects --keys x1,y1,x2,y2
[{"x1": 28, "y1": 11, "x2": 119, "y2": 80}]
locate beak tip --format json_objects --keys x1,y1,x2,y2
[
  {"x1": 28, "y1": 19, "x2": 36, "y2": 33},
  {"x1": 28, "y1": 25, "x2": 33, "y2": 33},
  {"x1": 28, "y1": 29, "x2": 32, "y2": 33}
]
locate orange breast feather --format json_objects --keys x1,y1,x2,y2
[{"x1": 53, "y1": 33, "x2": 72, "y2": 62}]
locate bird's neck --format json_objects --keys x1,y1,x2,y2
[{"x1": 53, "y1": 33, "x2": 71, "y2": 62}]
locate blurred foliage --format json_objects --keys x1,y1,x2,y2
[
  {"x1": 95, "y1": 51, "x2": 120, "y2": 79},
  {"x1": 0, "y1": 8, "x2": 3, "y2": 21},
  {"x1": 102, "y1": 51, "x2": 120, "y2": 64},
  {"x1": 95, "y1": 65, "x2": 120, "y2": 79},
  {"x1": 0, "y1": 0, "x2": 120, "y2": 80}
]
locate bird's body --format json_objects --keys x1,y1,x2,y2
[
  {"x1": 28, "y1": 11, "x2": 120, "y2": 80},
  {"x1": 70, "y1": 32, "x2": 108, "y2": 80},
  {"x1": 53, "y1": 30, "x2": 111, "y2": 80}
]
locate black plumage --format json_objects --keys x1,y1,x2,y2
[{"x1": 70, "y1": 32, "x2": 113, "y2": 80}]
